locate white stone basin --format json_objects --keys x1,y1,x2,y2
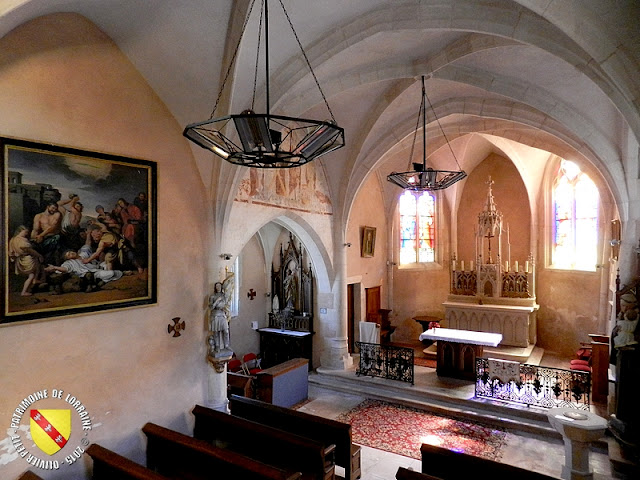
[{"x1": 547, "y1": 407, "x2": 607, "y2": 443}]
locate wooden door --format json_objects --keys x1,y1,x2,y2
[
  {"x1": 347, "y1": 284, "x2": 354, "y2": 353},
  {"x1": 365, "y1": 286, "x2": 381, "y2": 324}
]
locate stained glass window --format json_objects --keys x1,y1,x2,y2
[
  {"x1": 399, "y1": 191, "x2": 435, "y2": 264},
  {"x1": 552, "y1": 160, "x2": 598, "y2": 270}
]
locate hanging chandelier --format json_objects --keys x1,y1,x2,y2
[
  {"x1": 387, "y1": 76, "x2": 466, "y2": 190},
  {"x1": 183, "y1": 0, "x2": 345, "y2": 168}
]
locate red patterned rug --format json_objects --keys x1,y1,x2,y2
[{"x1": 336, "y1": 399, "x2": 507, "y2": 461}]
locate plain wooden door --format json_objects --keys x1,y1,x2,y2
[{"x1": 365, "y1": 286, "x2": 381, "y2": 323}]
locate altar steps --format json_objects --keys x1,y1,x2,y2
[{"x1": 310, "y1": 365, "x2": 560, "y2": 439}]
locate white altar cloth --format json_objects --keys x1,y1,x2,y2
[{"x1": 419, "y1": 327, "x2": 502, "y2": 347}]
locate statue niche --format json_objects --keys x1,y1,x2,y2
[
  {"x1": 270, "y1": 232, "x2": 314, "y2": 329},
  {"x1": 259, "y1": 232, "x2": 314, "y2": 369}
]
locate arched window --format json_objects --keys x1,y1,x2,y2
[
  {"x1": 399, "y1": 190, "x2": 435, "y2": 265},
  {"x1": 552, "y1": 160, "x2": 599, "y2": 271}
]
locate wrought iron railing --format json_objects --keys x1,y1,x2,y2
[
  {"x1": 475, "y1": 358, "x2": 591, "y2": 410},
  {"x1": 355, "y1": 341, "x2": 414, "y2": 385}
]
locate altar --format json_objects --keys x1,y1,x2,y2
[
  {"x1": 447, "y1": 177, "x2": 539, "y2": 349},
  {"x1": 443, "y1": 299, "x2": 538, "y2": 348},
  {"x1": 419, "y1": 327, "x2": 503, "y2": 379}
]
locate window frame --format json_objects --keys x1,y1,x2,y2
[
  {"x1": 548, "y1": 159, "x2": 601, "y2": 273},
  {"x1": 396, "y1": 189, "x2": 442, "y2": 270}
]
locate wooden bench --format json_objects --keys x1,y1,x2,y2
[
  {"x1": 16, "y1": 471, "x2": 44, "y2": 480},
  {"x1": 87, "y1": 444, "x2": 169, "y2": 480},
  {"x1": 228, "y1": 370, "x2": 255, "y2": 398},
  {"x1": 230, "y1": 394, "x2": 361, "y2": 480},
  {"x1": 420, "y1": 443, "x2": 557, "y2": 480},
  {"x1": 142, "y1": 422, "x2": 301, "y2": 480},
  {"x1": 396, "y1": 467, "x2": 442, "y2": 480},
  {"x1": 192, "y1": 404, "x2": 335, "y2": 480}
]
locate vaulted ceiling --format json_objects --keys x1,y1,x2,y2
[{"x1": 1, "y1": 0, "x2": 638, "y2": 219}]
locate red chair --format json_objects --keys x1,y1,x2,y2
[
  {"x1": 242, "y1": 353, "x2": 262, "y2": 375},
  {"x1": 570, "y1": 343, "x2": 592, "y2": 372},
  {"x1": 228, "y1": 358, "x2": 243, "y2": 373}
]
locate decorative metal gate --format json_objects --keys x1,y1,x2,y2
[
  {"x1": 355, "y1": 341, "x2": 414, "y2": 385},
  {"x1": 475, "y1": 358, "x2": 591, "y2": 409}
]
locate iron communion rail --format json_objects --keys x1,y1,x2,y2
[
  {"x1": 475, "y1": 357, "x2": 591, "y2": 410},
  {"x1": 355, "y1": 341, "x2": 414, "y2": 385}
]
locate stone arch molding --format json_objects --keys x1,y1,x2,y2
[{"x1": 225, "y1": 210, "x2": 335, "y2": 298}]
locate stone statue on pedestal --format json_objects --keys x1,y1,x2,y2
[{"x1": 207, "y1": 270, "x2": 234, "y2": 358}]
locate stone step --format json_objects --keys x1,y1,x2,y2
[{"x1": 309, "y1": 369, "x2": 559, "y2": 439}]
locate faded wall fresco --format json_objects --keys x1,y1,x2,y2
[{"x1": 235, "y1": 163, "x2": 332, "y2": 214}]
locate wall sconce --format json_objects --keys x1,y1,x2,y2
[
  {"x1": 611, "y1": 220, "x2": 621, "y2": 261},
  {"x1": 220, "y1": 253, "x2": 232, "y2": 260},
  {"x1": 344, "y1": 243, "x2": 352, "y2": 247}
]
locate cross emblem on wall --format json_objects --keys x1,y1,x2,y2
[{"x1": 247, "y1": 289, "x2": 256, "y2": 300}]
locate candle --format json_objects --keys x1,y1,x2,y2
[
  {"x1": 452, "y1": 260, "x2": 456, "y2": 271},
  {"x1": 505, "y1": 261, "x2": 509, "y2": 271},
  {"x1": 525, "y1": 261, "x2": 529, "y2": 273},
  {"x1": 470, "y1": 261, "x2": 474, "y2": 271},
  {"x1": 515, "y1": 261, "x2": 519, "y2": 272},
  {"x1": 461, "y1": 261, "x2": 465, "y2": 271}
]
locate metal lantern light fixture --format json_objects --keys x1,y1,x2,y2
[
  {"x1": 387, "y1": 76, "x2": 466, "y2": 190},
  {"x1": 183, "y1": 0, "x2": 344, "y2": 168}
]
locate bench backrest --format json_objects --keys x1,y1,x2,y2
[
  {"x1": 230, "y1": 394, "x2": 352, "y2": 467},
  {"x1": 16, "y1": 471, "x2": 45, "y2": 480},
  {"x1": 396, "y1": 467, "x2": 443, "y2": 480},
  {"x1": 87, "y1": 444, "x2": 169, "y2": 480},
  {"x1": 142, "y1": 422, "x2": 301, "y2": 480},
  {"x1": 420, "y1": 443, "x2": 557, "y2": 480},
  {"x1": 192, "y1": 405, "x2": 334, "y2": 480}
]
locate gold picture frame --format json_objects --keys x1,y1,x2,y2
[
  {"x1": 2, "y1": 137, "x2": 157, "y2": 324},
  {"x1": 361, "y1": 226, "x2": 376, "y2": 258}
]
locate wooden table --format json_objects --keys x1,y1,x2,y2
[
  {"x1": 419, "y1": 328, "x2": 502, "y2": 380},
  {"x1": 413, "y1": 315, "x2": 441, "y2": 333}
]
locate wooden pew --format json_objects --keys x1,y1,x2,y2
[
  {"x1": 396, "y1": 467, "x2": 442, "y2": 480},
  {"x1": 142, "y1": 422, "x2": 301, "y2": 480},
  {"x1": 192, "y1": 404, "x2": 335, "y2": 480},
  {"x1": 420, "y1": 443, "x2": 557, "y2": 480},
  {"x1": 227, "y1": 370, "x2": 255, "y2": 398},
  {"x1": 230, "y1": 394, "x2": 361, "y2": 480},
  {"x1": 16, "y1": 471, "x2": 44, "y2": 480},
  {"x1": 87, "y1": 444, "x2": 169, "y2": 480}
]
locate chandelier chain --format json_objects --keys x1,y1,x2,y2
[
  {"x1": 423, "y1": 79, "x2": 463, "y2": 171},
  {"x1": 251, "y1": 0, "x2": 265, "y2": 110},
  {"x1": 208, "y1": 0, "x2": 258, "y2": 119},
  {"x1": 406, "y1": 83, "x2": 425, "y2": 171},
  {"x1": 277, "y1": 0, "x2": 337, "y2": 123}
]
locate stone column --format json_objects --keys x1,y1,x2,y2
[
  {"x1": 319, "y1": 229, "x2": 353, "y2": 371},
  {"x1": 206, "y1": 355, "x2": 232, "y2": 413}
]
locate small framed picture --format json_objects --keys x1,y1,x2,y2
[{"x1": 361, "y1": 226, "x2": 376, "y2": 258}]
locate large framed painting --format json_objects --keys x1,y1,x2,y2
[{"x1": 1, "y1": 137, "x2": 157, "y2": 324}]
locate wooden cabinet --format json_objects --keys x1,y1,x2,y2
[{"x1": 259, "y1": 328, "x2": 313, "y2": 369}]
